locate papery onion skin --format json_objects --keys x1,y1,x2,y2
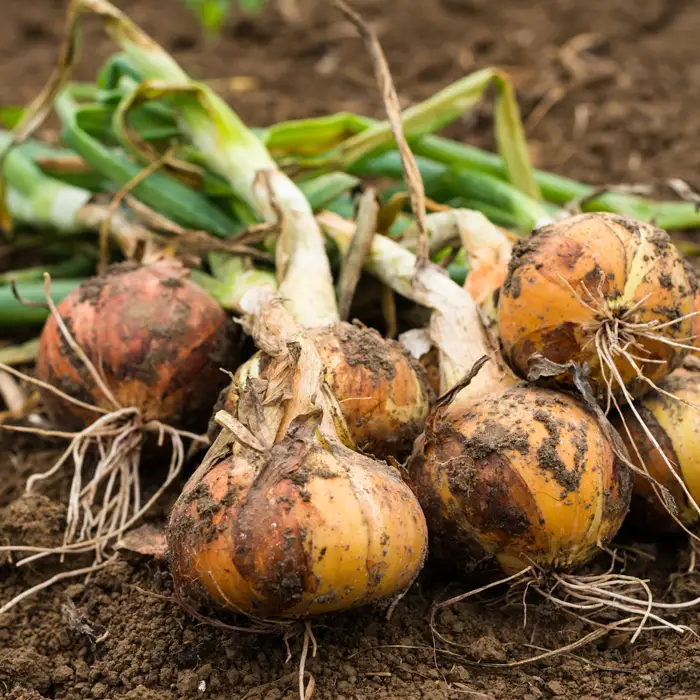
[
  {"x1": 215, "y1": 322, "x2": 432, "y2": 459},
  {"x1": 498, "y1": 213, "x2": 696, "y2": 400},
  {"x1": 37, "y1": 261, "x2": 237, "y2": 431},
  {"x1": 615, "y1": 369, "x2": 700, "y2": 529},
  {"x1": 408, "y1": 384, "x2": 633, "y2": 575},
  {"x1": 167, "y1": 417, "x2": 428, "y2": 619}
]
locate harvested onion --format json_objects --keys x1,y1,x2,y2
[
  {"x1": 411, "y1": 380, "x2": 632, "y2": 574},
  {"x1": 216, "y1": 321, "x2": 432, "y2": 458},
  {"x1": 168, "y1": 301, "x2": 428, "y2": 618},
  {"x1": 615, "y1": 368, "x2": 700, "y2": 529},
  {"x1": 498, "y1": 213, "x2": 696, "y2": 401},
  {"x1": 37, "y1": 260, "x2": 235, "y2": 433},
  {"x1": 0, "y1": 260, "x2": 238, "y2": 616}
]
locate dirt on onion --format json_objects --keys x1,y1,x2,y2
[
  {"x1": 37, "y1": 260, "x2": 237, "y2": 434},
  {"x1": 498, "y1": 212, "x2": 696, "y2": 403}
]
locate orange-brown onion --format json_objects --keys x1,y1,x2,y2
[
  {"x1": 498, "y1": 213, "x2": 696, "y2": 401},
  {"x1": 215, "y1": 322, "x2": 433, "y2": 458},
  {"x1": 168, "y1": 399, "x2": 428, "y2": 619},
  {"x1": 408, "y1": 384, "x2": 633, "y2": 575},
  {"x1": 614, "y1": 369, "x2": 700, "y2": 530},
  {"x1": 36, "y1": 261, "x2": 237, "y2": 432}
]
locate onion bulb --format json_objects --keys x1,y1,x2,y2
[
  {"x1": 498, "y1": 213, "x2": 696, "y2": 401},
  {"x1": 410, "y1": 381, "x2": 633, "y2": 575},
  {"x1": 614, "y1": 368, "x2": 700, "y2": 529},
  {"x1": 168, "y1": 301, "x2": 428, "y2": 618},
  {"x1": 37, "y1": 260, "x2": 236, "y2": 433},
  {"x1": 215, "y1": 322, "x2": 432, "y2": 459}
]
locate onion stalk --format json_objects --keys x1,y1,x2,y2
[
  {"x1": 262, "y1": 111, "x2": 700, "y2": 231},
  {"x1": 60, "y1": 0, "x2": 432, "y2": 457}
]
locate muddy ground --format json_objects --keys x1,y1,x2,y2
[{"x1": 2, "y1": 0, "x2": 700, "y2": 698}]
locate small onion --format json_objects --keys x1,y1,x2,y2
[
  {"x1": 168, "y1": 305, "x2": 428, "y2": 618},
  {"x1": 498, "y1": 213, "x2": 696, "y2": 401},
  {"x1": 217, "y1": 322, "x2": 432, "y2": 459},
  {"x1": 614, "y1": 368, "x2": 700, "y2": 529},
  {"x1": 37, "y1": 260, "x2": 236, "y2": 432},
  {"x1": 409, "y1": 381, "x2": 633, "y2": 575}
]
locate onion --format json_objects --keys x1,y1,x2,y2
[
  {"x1": 37, "y1": 260, "x2": 235, "y2": 433},
  {"x1": 497, "y1": 213, "x2": 696, "y2": 402},
  {"x1": 215, "y1": 322, "x2": 432, "y2": 459},
  {"x1": 614, "y1": 368, "x2": 700, "y2": 529},
  {"x1": 167, "y1": 300, "x2": 428, "y2": 618},
  {"x1": 410, "y1": 381, "x2": 632, "y2": 575}
]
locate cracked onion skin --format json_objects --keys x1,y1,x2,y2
[
  {"x1": 168, "y1": 413, "x2": 428, "y2": 619},
  {"x1": 216, "y1": 322, "x2": 432, "y2": 459},
  {"x1": 498, "y1": 213, "x2": 696, "y2": 400},
  {"x1": 36, "y1": 261, "x2": 237, "y2": 432},
  {"x1": 408, "y1": 384, "x2": 633, "y2": 575},
  {"x1": 615, "y1": 369, "x2": 700, "y2": 529}
]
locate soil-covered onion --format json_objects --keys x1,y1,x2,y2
[
  {"x1": 37, "y1": 260, "x2": 236, "y2": 432},
  {"x1": 214, "y1": 322, "x2": 432, "y2": 459},
  {"x1": 614, "y1": 368, "x2": 700, "y2": 529},
  {"x1": 168, "y1": 303, "x2": 428, "y2": 618},
  {"x1": 498, "y1": 213, "x2": 696, "y2": 401},
  {"x1": 410, "y1": 382, "x2": 633, "y2": 575}
]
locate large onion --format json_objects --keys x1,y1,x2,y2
[
  {"x1": 410, "y1": 380, "x2": 632, "y2": 575},
  {"x1": 216, "y1": 322, "x2": 432, "y2": 459},
  {"x1": 167, "y1": 301, "x2": 428, "y2": 618},
  {"x1": 37, "y1": 260, "x2": 236, "y2": 433},
  {"x1": 497, "y1": 213, "x2": 696, "y2": 401}
]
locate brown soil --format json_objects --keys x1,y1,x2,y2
[{"x1": 3, "y1": 0, "x2": 700, "y2": 699}]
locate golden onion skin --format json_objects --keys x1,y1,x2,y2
[
  {"x1": 167, "y1": 423, "x2": 428, "y2": 619},
  {"x1": 214, "y1": 322, "x2": 432, "y2": 459},
  {"x1": 36, "y1": 261, "x2": 237, "y2": 432},
  {"x1": 307, "y1": 323, "x2": 432, "y2": 458},
  {"x1": 408, "y1": 385, "x2": 633, "y2": 575},
  {"x1": 498, "y1": 213, "x2": 696, "y2": 400},
  {"x1": 615, "y1": 369, "x2": 700, "y2": 529}
]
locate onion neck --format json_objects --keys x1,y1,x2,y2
[
  {"x1": 320, "y1": 210, "x2": 512, "y2": 398},
  {"x1": 192, "y1": 253, "x2": 277, "y2": 314}
]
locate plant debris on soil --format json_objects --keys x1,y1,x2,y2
[{"x1": 3, "y1": 0, "x2": 700, "y2": 698}]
